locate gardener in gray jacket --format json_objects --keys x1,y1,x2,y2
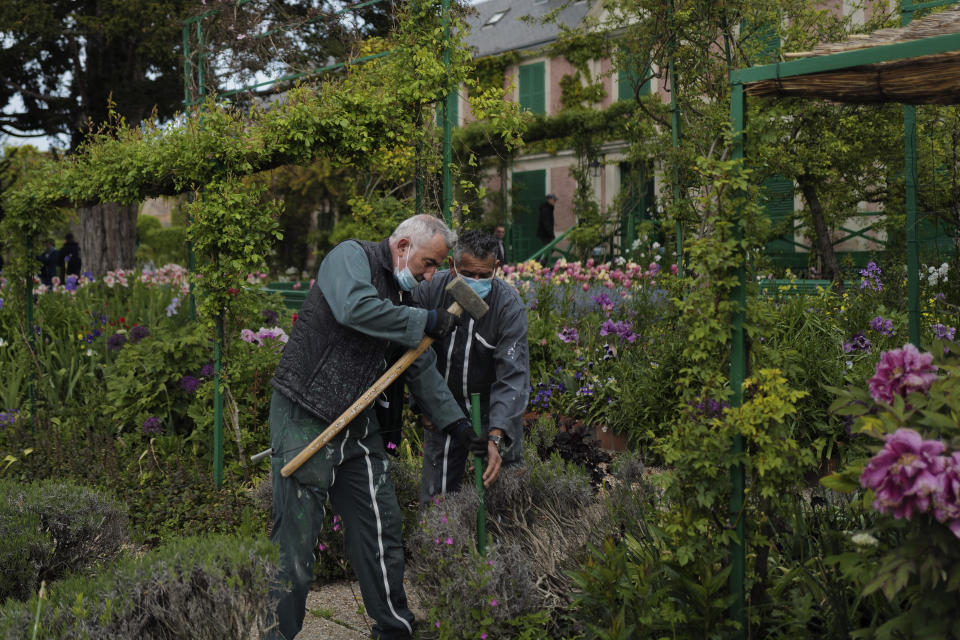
[
  {"x1": 267, "y1": 214, "x2": 488, "y2": 640},
  {"x1": 412, "y1": 229, "x2": 530, "y2": 503}
]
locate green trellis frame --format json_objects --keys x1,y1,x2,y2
[
  {"x1": 180, "y1": 0, "x2": 457, "y2": 486},
  {"x1": 727, "y1": 2, "x2": 960, "y2": 635}
]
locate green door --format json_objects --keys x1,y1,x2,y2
[
  {"x1": 511, "y1": 169, "x2": 546, "y2": 262},
  {"x1": 619, "y1": 163, "x2": 655, "y2": 257}
]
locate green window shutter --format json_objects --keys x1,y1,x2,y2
[
  {"x1": 618, "y1": 64, "x2": 651, "y2": 101},
  {"x1": 763, "y1": 176, "x2": 795, "y2": 254},
  {"x1": 743, "y1": 14, "x2": 781, "y2": 64},
  {"x1": 518, "y1": 62, "x2": 545, "y2": 114}
]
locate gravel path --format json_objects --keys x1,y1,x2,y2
[{"x1": 293, "y1": 579, "x2": 425, "y2": 640}]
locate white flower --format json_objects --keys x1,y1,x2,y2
[
  {"x1": 85, "y1": 348, "x2": 96, "y2": 357},
  {"x1": 652, "y1": 241, "x2": 661, "y2": 250},
  {"x1": 846, "y1": 360, "x2": 853, "y2": 369},
  {"x1": 850, "y1": 532, "x2": 879, "y2": 547},
  {"x1": 0, "y1": 337, "x2": 7, "y2": 348}
]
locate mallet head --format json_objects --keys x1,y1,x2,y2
[{"x1": 445, "y1": 276, "x2": 490, "y2": 320}]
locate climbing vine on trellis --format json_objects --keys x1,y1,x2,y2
[{"x1": 0, "y1": 1, "x2": 522, "y2": 332}]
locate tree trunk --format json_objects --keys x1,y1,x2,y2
[
  {"x1": 798, "y1": 175, "x2": 842, "y2": 283},
  {"x1": 71, "y1": 202, "x2": 138, "y2": 277}
]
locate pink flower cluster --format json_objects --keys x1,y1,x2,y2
[
  {"x1": 501, "y1": 257, "x2": 676, "y2": 290},
  {"x1": 868, "y1": 344, "x2": 939, "y2": 404},
  {"x1": 860, "y1": 428, "x2": 960, "y2": 537},
  {"x1": 240, "y1": 326, "x2": 289, "y2": 348}
]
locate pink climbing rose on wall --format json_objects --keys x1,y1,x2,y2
[{"x1": 868, "y1": 344, "x2": 938, "y2": 404}]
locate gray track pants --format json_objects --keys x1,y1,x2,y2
[{"x1": 266, "y1": 391, "x2": 414, "y2": 640}]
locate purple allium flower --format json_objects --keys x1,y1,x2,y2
[
  {"x1": 932, "y1": 323, "x2": 956, "y2": 341},
  {"x1": 107, "y1": 333, "x2": 127, "y2": 351},
  {"x1": 180, "y1": 375, "x2": 201, "y2": 394},
  {"x1": 868, "y1": 344, "x2": 939, "y2": 404},
  {"x1": 128, "y1": 325, "x2": 150, "y2": 344},
  {"x1": 933, "y1": 452, "x2": 960, "y2": 538},
  {"x1": 262, "y1": 308, "x2": 279, "y2": 325},
  {"x1": 200, "y1": 363, "x2": 214, "y2": 378},
  {"x1": 843, "y1": 332, "x2": 872, "y2": 354},
  {"x1": 859, "y1": 261, "x2": 884, "y2": 292},
  {"x1": 860, "y1": 428, "x2": 946, "y2": 520},
  {"x1": 870, "y1": 315, "x2": 894, "y2": 336},
  {"x1": 142, "y1": 416, "x2": 162, "y2": 435},
  {"x1": 558, "y1": 327, "x2": 579, "y2": 343},
  {"x1": 64, "y1": 275, "x2": 78, "y2": 292}
]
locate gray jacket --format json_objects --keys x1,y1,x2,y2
[{"x1": 411, "y1": 271, "x2": 529, "y2": 463}]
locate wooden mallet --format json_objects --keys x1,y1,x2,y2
[{"x1": 280, "y1": 276, "x2": 490, "y2": 478}]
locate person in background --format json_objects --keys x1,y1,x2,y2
[
  {"x1": 59, "y1": 232, "x2": 81, "y2": 281},
  {"x1": 412, "y1": 229, "x2": 530, "y2": 503},
  {"x1": 536, "y1": 193, "x2": 557, "y2": 247},
  {"x1": 37, "y1": 239, "x2": 59, "y2": 286},
  {"x1": 493, "y1": 223, "x2": 507, "y2": 265}
]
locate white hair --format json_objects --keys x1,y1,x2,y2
[{"x1": 390, "y1": 214, "x2": 457, "y2": 251}]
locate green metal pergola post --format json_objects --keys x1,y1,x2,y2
[
  {"x1": 213, "y1": 313, "x2": 224, "y2": 487},
  {"x1": 471, "y1": 393, "x2": 486, "y2": 556},
  {"x1": 24, "y1": 236, "x2": 36, "y2": 429},
  {"x1": 669, "y1": 0, "x2": 684, "y2": 276},
  {"x1": 441, "y1": 0, "x2": 454, "y2": 226},
  {"x1": 728, "y1": 81, "x2": 748, "y2": 640},
  {"x1": 902, "y1": 2, "x2": 924, "y2": 346}
]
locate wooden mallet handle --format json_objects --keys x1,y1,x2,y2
[{"x1": 280, "y1": 301, "x2": 464, "y2": 477}]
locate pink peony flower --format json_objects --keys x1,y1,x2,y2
[
  {"x1": 933, "y1": 452, "x2": 960, "y2": 538},
  {"x1": 868, "y1": 344, "x2": 938, "y2": 404},
  {"x1": 860, "y1": 428, "x2": 946, "y2": 519}
]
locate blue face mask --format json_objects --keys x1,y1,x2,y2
[
  {"x1": 461, "y1": 274, "x2": 493, "y2": 299},
  {"x1": 395, "y1": 253, "x2": 418, "y2": 291}
]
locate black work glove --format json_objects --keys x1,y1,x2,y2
[
  {"x1": 425, "y1": 308, "x2": 460, "y2": 340},
  {"x1": 447, "y1": 418, "x2": 488, "y2": 458}
]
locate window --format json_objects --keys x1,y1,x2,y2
[
  {"x1": 618, "y1": 63, "x2": 651, "y2": 101},
  {"x1": 485, "y1": 10, "x2": 508, "y2": 27},
  {"x1": 518, "y1": 62, "x2": 546, "y2": 115}
]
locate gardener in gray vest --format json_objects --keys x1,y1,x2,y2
[
  {"x1": 412, "y1": 229, "x2": 530, "y2": 502},
  {"x1": 267, "y1": 214, "x2": 489, "y2": 640}
]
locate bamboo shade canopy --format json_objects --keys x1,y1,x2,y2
[{"x1": 745, "y1": 6, "x2": 960, "y2": 104}]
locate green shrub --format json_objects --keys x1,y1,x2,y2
[
  {"x1": 0, "y1": 534, "x2": 279, "y2": 639},
  {"x1": 136, "y1": 215, "x2": 188, "y2": 267},
  {"x1": 0, "y1": 479, "x2": 128, "y2": 603}
]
